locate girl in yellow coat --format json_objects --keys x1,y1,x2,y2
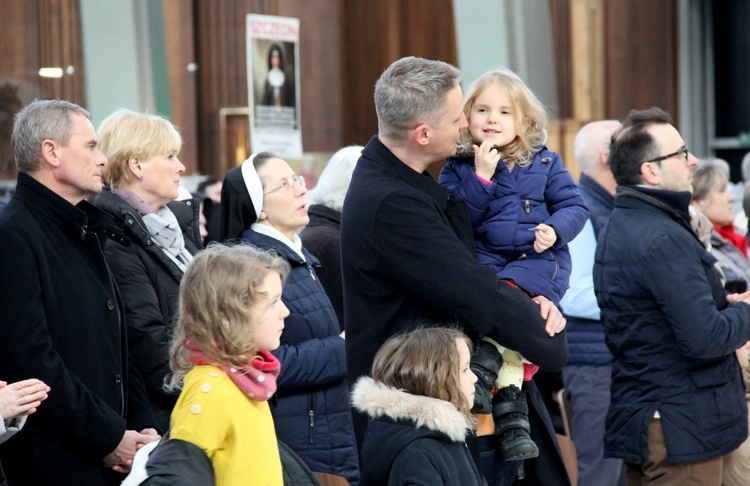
[{"x1": 166, "y1": 244, "x2": 291, "y2": 485}]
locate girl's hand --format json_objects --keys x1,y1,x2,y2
[
  {"x1": 532, "y1": 223, "x2": 557, "y2": 253},
  {"x1": 473, "y1": 140, "x2": 502, "y2": 180}
]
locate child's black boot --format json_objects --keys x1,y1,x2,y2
[
  {"x1": 469, "y1": 340, "x2": 502, "y2": 414},
  {"x1": 492, "y1": 384, "x2": 539, "y2": 460}
]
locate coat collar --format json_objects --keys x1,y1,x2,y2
[
  {"x1": 351, "y1": 376, "x2": 471, "y2": 442},
  {"x1": 307, "y1": 204, "x2": 341, "y2": 225},
  {"x1": 362, "y1": 136, "x2": 452, "y2": 210},
  {"x1": 11, "y1": 171, "x2": 113, "y2": 242}
]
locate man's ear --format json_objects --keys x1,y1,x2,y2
[
  {"x1": 600, "y1": 150, "x2": 610, "y2": 167},
  {"x1": 41, "y1": 140, "x2": 59, "y2": 167},
  {"x1": 640, "y1": 161, "x2": 660, "y2": 185},
  {"x1": 413, "y1": 123, "x2": 430, "y2": 147},
  {"x1": 258, "y1": 208, "x2": 268, "y2": 222}
]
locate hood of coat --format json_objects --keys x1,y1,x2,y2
[{"x1": 351, "y1": 376, "x2": 471, "y2": 442}]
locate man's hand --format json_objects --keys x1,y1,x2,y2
[
  {"x1": 473, "y1": 140, "x2": 502, "y2": 180},
  {"x1": 0, "y1": 378, "x2": 49, "y2": 421},
  {"x1": 532, "y1": 224, "x2": 557, "y2": 253},
  {"x1": 103, "y1": 430, "x2": 160, "y2": 473},
  {"x1": 533, "y1": 295, "x2": 566, "y2": 337},
  {"x1": 727, "y1": 291, "x2": 750, "y2": 305}
]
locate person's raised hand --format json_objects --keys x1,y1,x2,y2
[
  {"x1": 0, "y1": 378, "x2": 49, "y2": 420},
  {"x1": 473, "y1": 140, "x2": 502, "y2": 181}
]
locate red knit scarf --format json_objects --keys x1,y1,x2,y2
[
  {"x1": 715, "y1": 224, "x2": 748, "y2": 258},
  {"x1": 186, "y1": 340, "x2": 280, "y2": 401}
]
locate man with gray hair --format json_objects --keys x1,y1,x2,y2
[
  {"x1": 341, "y1": 57, "x2": 569, "y2": 485},
  {"x1": 0, "y1": 99, "x2": 159, "y2": 485},
  {"x1": 560, "y1": 120, "x2": 626, "y2": 486}
]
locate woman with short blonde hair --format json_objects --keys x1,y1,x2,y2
[{"x1": 94, "y1": 109, "x2": 202, "y2": 431}]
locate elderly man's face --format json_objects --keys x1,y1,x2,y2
[{"x1": 647, "y1": 124, "x2": 697, "y2": 193}]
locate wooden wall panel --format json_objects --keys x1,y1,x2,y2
[
  {"x1": 0, "y1": 0, "x2": 85, "y2": 179},
  {"x1": 341, "y1": 0, "x2": 458, "y2": 148},
  {"x1": 193, "y1": 0, "x2": 343, "y2": 177},
  {"x1": 603, "y1": 0, "x2": 679, "y2": 124},
  {"x1": 550, "y1": 0, "x2": 574, "y2": 119},
  {"x1": 163, "y1": 0, "x2": 199, "y2": 174}
]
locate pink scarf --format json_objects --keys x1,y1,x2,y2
[{"x1": 186, "y1": 340, "x2": 280, "y2": 401}]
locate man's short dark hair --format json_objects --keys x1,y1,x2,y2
[{"x1": 608, "y1": 107, "x2": 673, "y2": 186}]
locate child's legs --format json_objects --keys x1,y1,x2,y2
[{"x1": 482, "y1": 336, "x2": 524, "y2": 390}]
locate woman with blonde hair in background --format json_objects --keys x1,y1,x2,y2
[{"x1": 95, "y1": 109, "x2": 203, "y2": 431}]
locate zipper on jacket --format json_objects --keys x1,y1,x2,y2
[
  {"x1": 524, "y1": 200, "x2": 530, "y2": 214},
  {"x1": 308, "y1": 392, "x2": 315, "y2": 444},
  {"x1": 309, "y1": 409, "x2": 315, "y2": 444},
  {"x1": 550, "y1": 249, "x2": 558, "y2": 280}
]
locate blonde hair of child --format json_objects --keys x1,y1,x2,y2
[
  {"x1": 460, "y1": 69, "x2": 549, "y2": 167},
  {"x1": 371, "y1": 326, "x2": 475, "y2": 423},
  {"x1": 166, "y1": 243, "x2": 290, "y2": 391}
]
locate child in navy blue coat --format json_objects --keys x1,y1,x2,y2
[
  {"x1": 352, "y1": 327, "x2": 482, "y2": 486},
  {"x1": 439, "y1": 68, "x2": 589, "y2": 461}
]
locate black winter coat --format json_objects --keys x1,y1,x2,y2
[
  {"x1": 352, "y1": 377, "x2": 482, "y2": 486},
  {"x1": 340, "y1": 136, "x2": 570, "y2": 485},
  {"x1": 0, "y1": 173, "x2": 156, "y2": 485},
  {"x1": 299, "y1": 204, "x2": 344, "y2": 328},
  {"x1": 594, "y1": 186, "x2": 750, "y2": 463},
  {"x1": 94, "y1": 189, "x2": 202, "y2": 431},
  {"x1": 242, "y1": 229, "x2": 359, "y2": 484}
]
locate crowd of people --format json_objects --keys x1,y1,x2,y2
[{"x1": 2, "y1": 55, "x2": 750, "y2": 486}]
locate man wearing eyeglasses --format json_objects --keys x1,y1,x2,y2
[{"x1": 593, "y1": 107, "x2": 750, "y2": 485}]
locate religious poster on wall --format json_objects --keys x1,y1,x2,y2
[{"x1": 246, "y1": 14, "x2": 302, "y2": 160}]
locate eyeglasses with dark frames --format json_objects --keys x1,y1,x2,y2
[
  {"x1": 264, "y1": 174, "x2": 306, "y2": 195},
  {"x1": 645, "y1": 146, "x2": 689, "y2": 164}
]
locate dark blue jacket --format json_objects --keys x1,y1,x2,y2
[
  {"x1": 440, "y1": 148, "x2": 589, "y2": 305},
  {"x1": 563, "y1": 173, "x2": 614, "y2": 366},
  {"x1": 594, "y1": 185, "x2": 750, "y2": 463},
  {"x1": 242, "y1": 229, "x2": 359, "y2": 484}
]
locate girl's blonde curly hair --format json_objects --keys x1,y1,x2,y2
[
  {"x1": 165, "y1": 243, "x2": 289, "y2": 391},
  {"x1": 459, "y1": 69, "x2": 548, "y2": 167}
]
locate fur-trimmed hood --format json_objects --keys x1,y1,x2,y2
[{"x1": 351, "y1": 376, "x2": 472, "y2": 442}]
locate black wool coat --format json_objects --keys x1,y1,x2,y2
[
  {"x1": 94, "y1": 188, "x2": 203, "y2": 431},
  {"x1": 0, "y1": 173, "x2": 156, "y2": 485},
  {"x1": 299, "y1": 204, "x2": 344, "y2": 329},
  {"x1": 340, "y1": 136, "x2": 570, "y2": 485}
]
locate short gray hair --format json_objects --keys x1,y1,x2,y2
[
  {"x1": 573, "y1": 120, "x2": 621, "y2": 174},
  {"x1": 12, "y1": 99, "x2": 90, "y2": 173},
  {"x1": 306, "y1": 145, "x2": 362, "y2": 213},
  {"x1": 374, "y1": 57, "x2": 461, "y2": 143},
  {"x1": 691, "y1": 158, "x2": 730, "y2": 201},
  {"x1": 741, "y1": 151, "x2": 750, "y2": 182}
]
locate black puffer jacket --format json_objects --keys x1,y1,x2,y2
[{"x1": 95, "y1": 189, "x2": 202, "y2": 431}]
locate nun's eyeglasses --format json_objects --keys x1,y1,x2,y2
[{"x1": 264, "y1": 174, "x2": 306, "y2": 195}]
